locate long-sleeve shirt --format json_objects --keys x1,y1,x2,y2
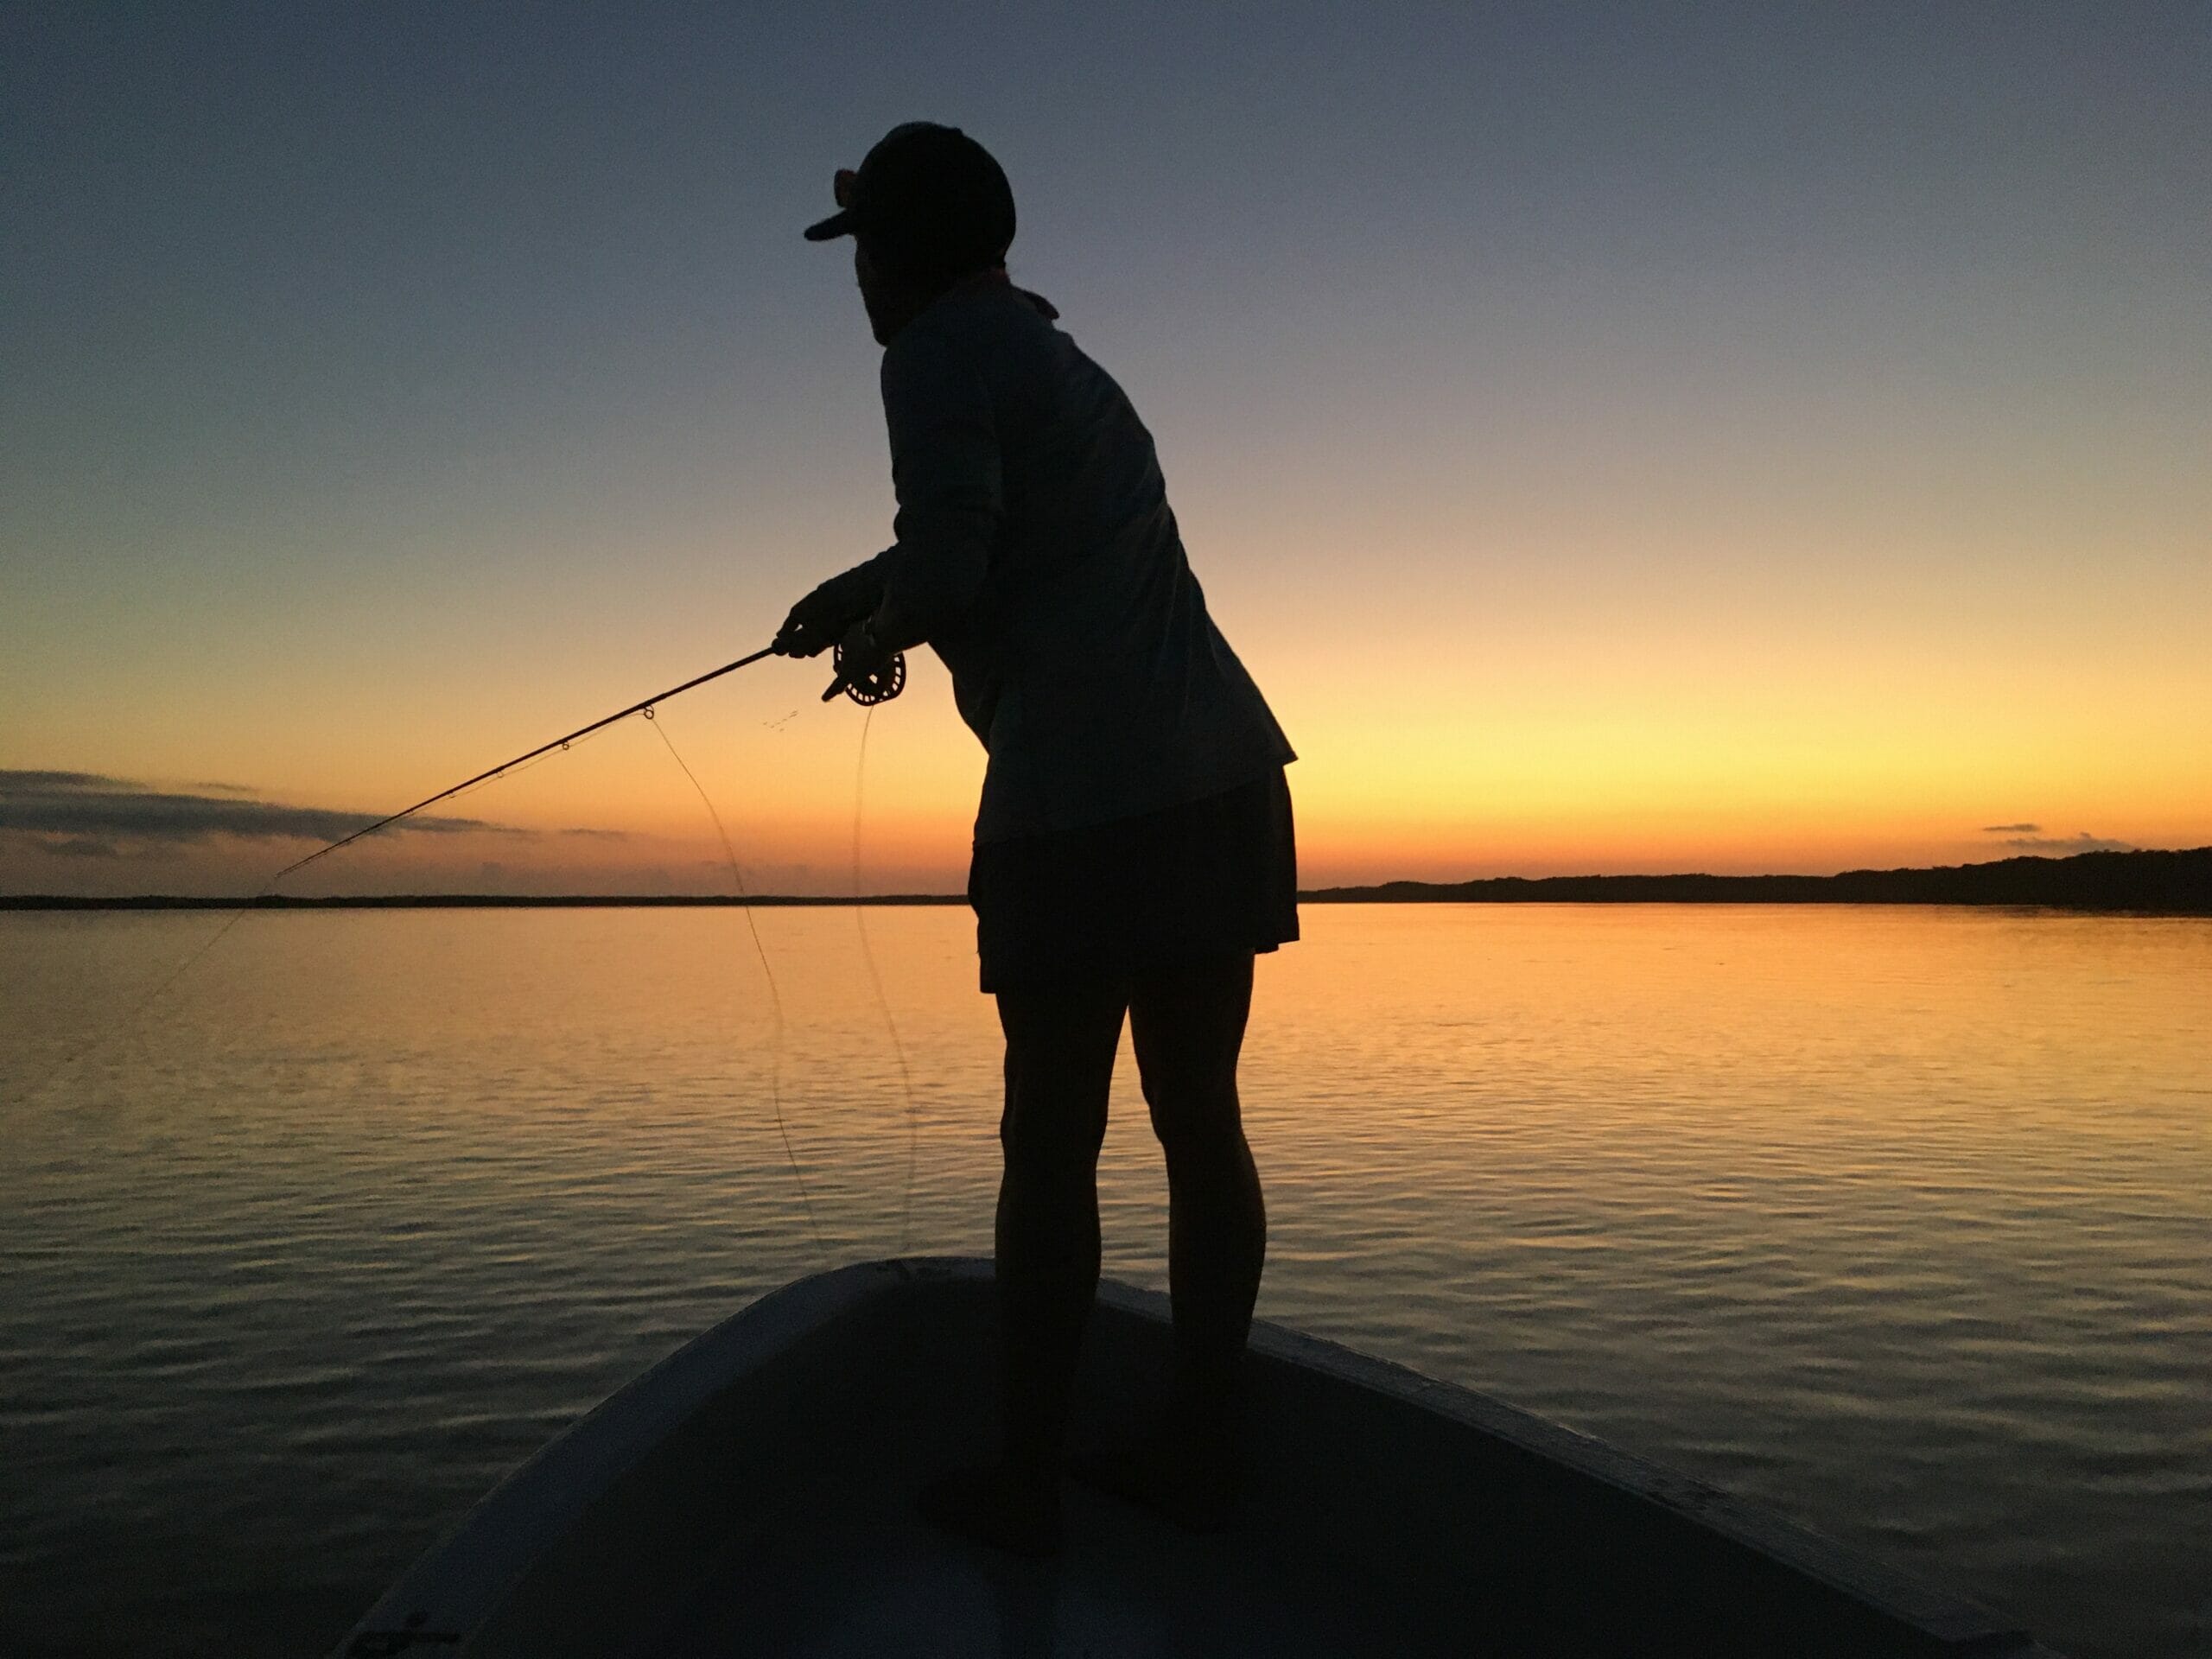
[{"x1": 829, "y1": 274, "x2": 1296, "y2": 845}]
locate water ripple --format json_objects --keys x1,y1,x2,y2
[{"x1": 2, "y1": 904, "x2": 2208, "y2": 1657}]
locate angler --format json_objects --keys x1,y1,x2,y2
[{"x1": 777, "y1": 121, "x2": 1299, "y2": 1554}]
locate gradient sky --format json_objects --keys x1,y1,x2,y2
[{"x1": 3, "y1": 3, "x2": 2206, "y2": 896}]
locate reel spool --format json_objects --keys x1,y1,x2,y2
[{"x1": 834, "y1": 640, "x2": 906, "y2": 706}]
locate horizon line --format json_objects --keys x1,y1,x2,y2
[{"x1": 4, "y1": 843, "x2": 2204, "y2": 913}]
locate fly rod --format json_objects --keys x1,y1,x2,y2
[{"x1": 271, "y1": 638, "x2": 905, "y2": 883}]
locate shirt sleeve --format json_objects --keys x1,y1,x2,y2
[
  {"x1": 811, "y1": 553, "x2": 891, "y2": 620},
  {"x1": 869, "y1": 321, "x2": 1002, "y2": 650}
]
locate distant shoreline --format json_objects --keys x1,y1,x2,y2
[
  {"x1": 6, "y1": 846, "x2": 2207, "y2": 914},
  {"x1": 0, "y1": 893, "x2": 972, "y2": 911},
  {"x1": 1300, "y1": 843, "x2": 2211, "y2": 914}
]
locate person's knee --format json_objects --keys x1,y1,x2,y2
[
  {"x1": 1143, "y1": 1080, "x2": 1248, "y2": 1167},
  {"x1": 1000, "y1": 1089, "x2": 1108, "y2": 1185},
  {"x1": 1138, "y1": 1054, "x2": 1235, "y2": 1109}
]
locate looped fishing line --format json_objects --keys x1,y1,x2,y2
[
  {"x1": 22, "y1": 638, "x2": 918, "y2": 1276},
  {"x1": 851, "y1": 708, "x2": 922, "y2": 1254},
  {"x1": 647, "y1": 711, "x2": 829, "y2": 1266}
]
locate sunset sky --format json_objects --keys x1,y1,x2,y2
[{"x1": 4, "y1": 4, "x2": 2206, "y2": 896}]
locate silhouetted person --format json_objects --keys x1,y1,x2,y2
[{"x1": 776, "y1": 123, "x2": 1297, "y2": 1555}]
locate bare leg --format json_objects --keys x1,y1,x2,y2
[
  {"x1": 992, "y1": 977, "x2": 1126, "y2": 1475},
  {"x1": 1116, "y1": 952, "x2": 1265, "y2": 1511},
  {"x1": 920, "y1": 976, "x2": 1124, "y2": 1557}
]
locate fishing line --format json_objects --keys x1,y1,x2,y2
[
  {"x1": 419, "y1": 720, "x2": 615, "y2": 816},
  {"x1": 851, "y1": 708, "x2": 922, "y2": 1254},
  {"x1": 22, "y1": 903, "x2": 259, "y2": 1106},
  {"x1": 646, "y1": 709, "x2": 829, "y2": 1266},
  {"x1": 22, "y1": 635, "x2": 909, "y2": 1159},
  {"x1": 17, "y1": 721, "x2": 632, "y2": 1108},
  {"x1": 267, "y1": 644, "x2": 791, "y2": 885}
]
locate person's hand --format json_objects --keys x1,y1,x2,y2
[
  {"x1": 822, "y1": 617, "x2": 896, "y2": 702},
  {"x1": 774, "y1": 574, "x2": 873, "y2": 659}
]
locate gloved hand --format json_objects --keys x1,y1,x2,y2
[{"x1": 774, "y1": 565, "x2": 881, "y2": 658}]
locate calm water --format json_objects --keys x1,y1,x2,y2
[{"x1": 2, "y1": 904, "x2": 2207, "y2": 1657}]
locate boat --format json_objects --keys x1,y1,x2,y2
[{"x1": 334, "y1": 1256, "x2": 2060, "y2": 1656}]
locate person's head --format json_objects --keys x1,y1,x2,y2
[{"x1": 804, "y1": 123, "x2": 1016, "y2": 345}]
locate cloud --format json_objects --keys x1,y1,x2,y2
[
  {"x1": 1978, "y1": 823, "x2": 2133, "y2": 853},
  {"x1": 3, "y1": 770, "x2": 120, "y2": 792},
  {"x1": 1999, "y1": 831, "x2": 2137, "y2": 855},
  {"x1": 0, "y1": 769, "x2": 500, "y2": 849},
  {"x1": 42, "y1": 836, "x2": 122, "y2": 859}
]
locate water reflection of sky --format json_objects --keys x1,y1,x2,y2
[{"x1": 3, "y1": 903, "x2": 2208, "y2": 1656}]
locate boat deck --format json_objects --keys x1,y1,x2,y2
[
  {"x1": 630, "y1": 1324, "x2": 1472, "y2": 1658},
  {"x1": 644, "y1": 1467, "x2": 1450, "y2": 1657},
  {"x1": 342, "y1": 1260, "x2": 2051, "y2": 1658}
]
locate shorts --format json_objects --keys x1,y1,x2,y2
[{"x1": 969, "y1": 768, "x2": 1300, "y2": 994}]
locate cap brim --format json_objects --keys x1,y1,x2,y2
[{"x1": 803, "y1": 209, "x2": 855, "y2": 242}]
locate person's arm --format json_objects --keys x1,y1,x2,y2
[{"x1": 867, "y1": 322, "x2": 1002, "y2": 651}]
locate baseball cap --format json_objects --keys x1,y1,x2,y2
[{"x1": 803, "y1": 122, "x2": 1016, "y2": 282}]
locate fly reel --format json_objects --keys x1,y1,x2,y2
[{"x1": 834, "y1": 640, "x2": 906, "y2": 706}]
